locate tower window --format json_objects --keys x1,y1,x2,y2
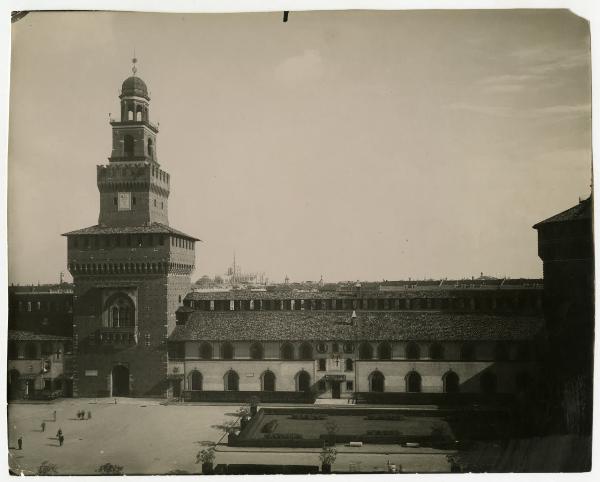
[
  {"x1": 148, "y1": 138, "x2": 153, "y2": 158},
  {"x1": 153, "y1": 199, "x2": 157, "y2": 207},
  {"x1": 124, "y1": 135, "x2": 134, "y2": 157},
  {"x1": 161, "y1": 201, "x2": 164, "y2": 209}
]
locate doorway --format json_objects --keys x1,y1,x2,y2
[
  {"x1": 112, "y1": 365, "x2": 130, "y2": 396},
  {"x1": 332, "y1": 381, "x2": 341, "y2": 399}
]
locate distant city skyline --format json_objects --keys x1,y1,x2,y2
[{"x1": 8, "y1": 10, "x2": 591, "y2": 284}]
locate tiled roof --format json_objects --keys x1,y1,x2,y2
[
  {"x1": 169, "y1": 311, "x2": 544, "y2": 342},
  {"x1": 8, "y1": 330, "x2": 71, "y2": 341},
  {"x1": 62, "y1": 222, "x2": 200, "y2": 241},
  {"x1": 533, "y1": 196, "x2": 592, "y2": 228}
]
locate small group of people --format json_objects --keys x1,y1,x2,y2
[{"x1": 77, "y1": 410, "x2": 91, "y2": 420}]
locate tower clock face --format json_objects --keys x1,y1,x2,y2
[{"x1": 118, "y1": 192, "x2": 132, "y2": 211}]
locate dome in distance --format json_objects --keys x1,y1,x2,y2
[{"x1": 121, "y1": 76, "x2": 149, "y2": 99}]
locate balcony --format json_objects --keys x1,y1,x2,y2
[{"x1": 98, "y1": 326, "x2": 138, "y2": 346}]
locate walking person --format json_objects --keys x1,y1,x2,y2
[
  {"x1": 41, "y1": 422, "x2": 46, "y2": 432},
  {"x1": 56, "y1": 428, "x2": 62, "y2": 439},
  {"x1": 53, "y1": 410, "x2": 56, "y2": 422},
  {"x1": 58, "y1": 434, "x2": 64, "y2": 447},
  {"x1": 87, "y1": 410, "x2": 92, "y2": 420},
  {"x1": 17, "y1": 437, "x2": 22, "y2": 450}
]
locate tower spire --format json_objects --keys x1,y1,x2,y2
[{"x1": 132, "y1": 49, "x2": 138, "y2": 76}]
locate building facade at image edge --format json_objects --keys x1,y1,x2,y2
[{"x1": 63, "y1": 71, "x2": 198, "y2": 397}]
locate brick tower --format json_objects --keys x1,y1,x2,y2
[{"x1": 63, "y1": 60, "x2": 198, "y2": 397}]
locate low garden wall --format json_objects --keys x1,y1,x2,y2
[{"x1": 355, "y1": 392, "x2": 516, "y2": 406}]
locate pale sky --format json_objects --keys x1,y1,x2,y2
[{"x1": 8, "y1": 10, "x2": 591, "y2": 284}]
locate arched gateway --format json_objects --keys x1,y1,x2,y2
[{"x1": 112, "y1": 365, "x2": 130, "y2": 396}]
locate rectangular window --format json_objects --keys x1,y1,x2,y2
[
  {"x1": 230, "y1": 300, "x2": 235, "y2": 311},
  {"x1": 113, "y1": 197, "x2": 117, "y2": 206},
  {"x1": 36, "y1": 301, "x2": 41, "y2": 311},
  {"x1": 132, "y1": 196, "x2": 136, "y2": 206},
  {"x1": 318, "y1": 358, "x2": 326, "y2": 371},
  {"x1": 44, "y1": 379, "x2": 52, "y2": 390},
  {"x1": 346, "y1": 381, "x2": 354, "y2": 391}
]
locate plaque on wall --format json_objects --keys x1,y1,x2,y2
[{"x1": 117, "y1": 191, "x2": 131, "y2": 211}]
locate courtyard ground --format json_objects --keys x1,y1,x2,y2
[{"x1": 7, "y1": 398, "x2": 453, "y2": 475}]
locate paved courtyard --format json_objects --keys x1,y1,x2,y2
[{"x1": 7, "y1": 398, "x2": 453, "y2": 475}]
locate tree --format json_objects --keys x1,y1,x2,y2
[
  {"x1": 37, "y1": 461, "x2": 58, "y2": 476},
  {"x1": 96, "y1": 463, "x2": 124, "y2": 475}
]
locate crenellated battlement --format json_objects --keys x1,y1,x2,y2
[{"x1": 97, "y1": 163, "x2": 170, "y2": 196}]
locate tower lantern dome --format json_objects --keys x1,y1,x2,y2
[{"x1": 120, "y1": 76, "x2": 149, "y2": 100}]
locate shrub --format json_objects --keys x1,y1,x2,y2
[
  {"x1": 37, "y1": 461, "x2": 58, "y2": 476},
  {"x1": 319, "y1": 447, "x2": 338, "y2": 465},
  {"x1": 325, "y1": 421, "x2": 338, "y2": 435},
  {"x1": 261, "y1": 420, "x2": 279, "y2": 433},
  {"x1": 196, "y1": 447, "x2": 216, "y2": 464},
  {"x1": 95, "y1": 463, "x2": 124, "y2": 475}
]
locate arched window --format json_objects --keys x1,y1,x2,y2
[
  {"x1": 378, "y1": 342, "x2": 392, "y2": 360},
  {"x1": 299, "y1": 342, "x2": 313, "y2": 360},
  {"x1": 345, "y1": 358, "x2": 353, "y2": 372},
  {"x1": 124, "y1": 135, "x2": 134, "y2": 157},
  {"x1": 189, "y1": 370, "x2": 203, "y2": 391},
  {"x1": 199, "y1": 342, "x2": 212, "y2": 360},
  {"x1": 297, "y1": 370, "x2": 311, "y2": 392},
  {"x1": 147, "y1": 138, "x2": 153, "y2": 158},
  {"x1": 405, "y1": 342, "x2": 420, "y2": 360},
  {"x1": 406, "y1": 371, "x2": 422, "y2": 393},
  {"x1": 494, "y1": 342, "x2": 509, "y2": 362},
  {"x1": 460, "y1": 343, "x2": 476, "y2": 361},
  {"x1": 262, "y1": 370, "x2": 276, "y2": 392},
  {"x1": 224, "y1": 370, "x2": 239, "y2": 391},
  {"x1": 221, "y1": 342, "x2": 234, "y2": 360},
  {"x1": 281, "y1": 342, "x2": 294, "y2": 360},
  {"x1": 443, "y1": 371, "x2": 460, "y2": 393},
  {"x1": 370, "y1": 371, "x2": 385, "y2": 392},
  {"x1": 25, "y1": 342, "x2": 37, "y2": 359},
  {"x1": 359, "y1": 342, "x2": 373, "y2": 360},
  {"x1": 481, "y1": 371, "x2": 497, "y2": 394},
  {"x1": 8, "y1": 341, "x2": 18, "y2": 359},
  {"x1": 136, "y1": 105, "x2": 143, "y2": 121},
  {"x1": 250, "y1": 342, "x2": 264, "y2": 360},
  {"x1": 429, "y1": 343, "x2": 444, "y2": 360},
  {"x1": 106, "y1": 294, "x2": 135, "y2": 328},
  {"x1": 127, "y1": 109, "x2": 133, "y2": 121}
]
